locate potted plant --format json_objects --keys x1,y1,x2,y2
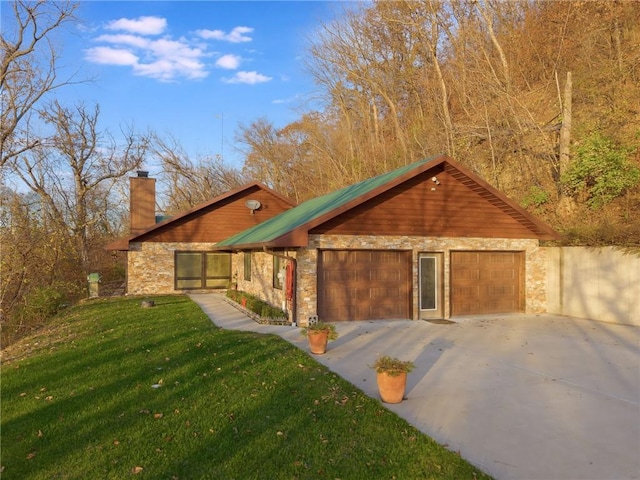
[
  {"x1": 371, "y1": 355, "x2": 415, "y2": 404},
  {"x1": 302, "y1": 322, "x2": 338, "y2": 355}
]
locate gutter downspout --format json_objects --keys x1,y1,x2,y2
[{"x1": 263, "y1": 248, "x2": 297, "y2": 327}]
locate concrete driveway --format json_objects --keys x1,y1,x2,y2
[{"x1": 190, "y1": 293, "x2": 640, "y2": 480}]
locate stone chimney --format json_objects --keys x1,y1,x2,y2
[{"x1": 130, "y1": 170, "x2": 156, "y2": 235}]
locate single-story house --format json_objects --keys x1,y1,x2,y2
[
  {"x1": 106, "y1": 172, "x2": 296, "y2": 295},
  {"x1": 212, "y1": 154, "x2": 560, "y2": 325}
]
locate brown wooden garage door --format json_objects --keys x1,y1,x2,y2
[
  {"x1": 451, "y1": 251, "x2": 524, "y2": 316},
  {"x1": 318, "y1": 250, "x2": 411, "y2": 321}
]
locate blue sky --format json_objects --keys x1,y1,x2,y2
[{"x1": 46, "y1": 1, "x2": 347, "y2": 170}]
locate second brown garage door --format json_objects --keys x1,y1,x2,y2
[
  {"x1": 451, "y1": 251, "x2": 524, "y2": 316},
  {"x1": 318, "y1": 250, "x2": 411, "y2": 321}
]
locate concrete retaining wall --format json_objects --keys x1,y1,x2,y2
[{"x1": 545, "y1": 246, "x2": 640, "y2": 326}]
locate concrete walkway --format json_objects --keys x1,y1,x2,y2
[{"x1": 190, "y1": 293, "x2": 640, "y2": 480}]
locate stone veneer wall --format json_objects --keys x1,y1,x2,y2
[
  {"x1": 232, "y1": 251, "x2": 290, "y2": 315},
  {"x1": 293, "y1": 235, "x2": 547, "y2": 326},
  {"x1": 213, "y1": 236, "x2": 547, "y2": 326},
  {"x1": 128, "y1": 242, "x2": 219, "y2": 295}
]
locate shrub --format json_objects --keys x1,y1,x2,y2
[
  {"x1": 260, "y1": 303, "x2": 287, "y2": 319},
  {"x1": 225, "y1": 290, "x2": 287, "y2": 322},
  {"x1": 521, "y1": 185, "x2": 551, "y2": 209},
  {"x1": 562, "y1": 133, "x2": 640, "y2": 208},
  {"x1": 226, "y1": 289, "x2": 242, "y2": 303}
]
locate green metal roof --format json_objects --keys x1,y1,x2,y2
[{"x1": 215, "y1": 156, "x2": 441, "y2": 249}]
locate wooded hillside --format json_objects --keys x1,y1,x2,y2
[{"x1": 238, "y1": 0, "x2": 639, "y2": 244}]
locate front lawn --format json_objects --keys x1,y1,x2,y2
[{"x1": 1, "y1": 295, "x2": 491, "y2": 479}]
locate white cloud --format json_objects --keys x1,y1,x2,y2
[
  {"x1": 95, "y1": 34, "x2": 150, "y2": 49},
  {"x1": 84, "y1": 46, "x2": 138, "y2": 65},
  {"x1": 129, "y1": 39, "x2": 208, "y2": 81},
  {"x1": 224, "y1": 71, "x2": 272, "y2": 84},
  {"x1": 215, "y1": 54, "x2": 241, "y2": 69},
  {"x1": 149, "y1": 38, "x2": 204, "y2": 61},
  {"x1": 196, "y1": 26, "x2": 253, "y2": 43},
  {"x1": 106, "y1": 16, "x2": 167, "y2": 35},
  {"x1": 196, "y1": 29, "x2": 224, "y2": 40},
  {"x1": 226, "y1": 26, "x2": 254, "y2": 43},
  {"x1": 133, "y1": 58, "x2": 208, "y2": 81},
  {"x1": 86, "y1": 18, "x2": 261, "y2": 83},
  {"x1": 86, "y1": 19, "x2": 209, "y2": 81},
  {"x1": 272, "y1": 93, "x2": 301, "y2": 105}
]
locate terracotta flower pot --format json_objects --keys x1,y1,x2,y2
[
  {"x1": 307, "y1": 330, "x2": 329, "y2": 355},
  {"x1": 376, "y1": 371, "x2": 407, "y2": 404}
]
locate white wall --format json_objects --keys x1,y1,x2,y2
[{"x1": 545, "y1": 246, "x2": 640, "y2": 326}]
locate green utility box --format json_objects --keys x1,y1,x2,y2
[{"x1": 87, "y1": 272, "x2": 101, "y2": 298}]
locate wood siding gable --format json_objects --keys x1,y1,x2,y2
[
  {"x1": 107, "y1": 183, "x2": 296, "y2": 250},
  {"x1": 139, "y1": 186, "x2": 294, "y2": 243},
  {"x1": 311, "y1": 162, "x2": 559, "y2": 239}
]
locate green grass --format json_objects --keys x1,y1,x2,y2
[{"x1": 1, "y1": 296, "x2": 491, "y2": 480}]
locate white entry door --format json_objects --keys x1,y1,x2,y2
[{"x1": 419, "y1": 253, "x2": 443, "y2": 319}]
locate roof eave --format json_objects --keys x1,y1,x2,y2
[
  {"x1": 105, "y1": 237, "x2": 131, "y2": 251},
  {"x1": 211, "y1": 243, "x2": 258, "y2": 252},
  {"x1": 213, "y1": 230, "x2": 309, "y2": 252}
]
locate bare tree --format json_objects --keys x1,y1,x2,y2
[
  {"x1": 236, "y1": 118, "x2": 303, "y2": 199},
  {"x1": 13, "y1": 101, "x2": 150, "y2": 271},
  {"x1": 307, "y1": 4, "x2": 418, "y2": 174},
  {"x1": 375, "y1": 0, "x2": 456, "y2": 157},
  {"x1": 0, "y1": 0, "x2": 78, "y2": 168},
  {"x1": 152, "y1": 134, "x2": 245, "y2": 213}
]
